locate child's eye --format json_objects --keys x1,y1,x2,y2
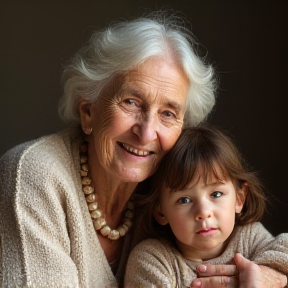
[
  {"x1": 178, "y1": 197, "x2": 191, "y2": 205},
  {"x1": 211, "y1": 191, "x2": 223, "y2": 199}
]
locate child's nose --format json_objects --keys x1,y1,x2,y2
[{"x1": 195, "y1": 202, "x2": 212, "y2": 221}]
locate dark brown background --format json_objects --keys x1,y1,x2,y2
[{"x1": 0, "y1": 0, "x2": 287, "y2": 234}]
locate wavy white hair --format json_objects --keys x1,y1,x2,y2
[{"x1": 58, "y1": 11, "x2": 217, "y2": 127}]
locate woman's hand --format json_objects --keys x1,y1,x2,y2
[
  {"x1": 190, "y1": 253, "x2": 287, "y2": 288},
  {"x1": 234, "y1": 253, "x2": 287, "y2": 288},
  {"x1": 190, "y1": 263, "x2": 238, "y2": 287}
]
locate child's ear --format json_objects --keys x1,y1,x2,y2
[
  {"x1": 153, "y1": 205, "x2": 169, "y2": 225},
  {"x1": 235, "y1": 182, "x2": 248, "y2": 213}
]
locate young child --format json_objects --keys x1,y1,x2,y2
[{"x1": 125, "y1": 125, "x2": 288, "y2": 287}]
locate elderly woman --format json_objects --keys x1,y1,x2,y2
[{"x1": 0, "y1": 11, "x2": 286, "y2": 288}]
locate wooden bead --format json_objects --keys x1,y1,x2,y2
[
  {"x1": 93, "y1": 218, "x2": 106, "y2": 230},
  {"x1": 83, "y1": 186, "x2": 94, "y2": 195},
  {"x1": 81, "y1": 177, "x2": 92, "y2": 185},
  {"x1": 108, "y1": 230, "x2": 120, "y2": 240},
  {"x1": 81, "y1": 164, "x2": 89, "y2": 172},
  {"x1": 80, "y1": 141, "x2": 134, "y2": 240},
  {"x1": 86, "y1": 193, "x2": 96, "y2": 203},
  {"x1": 121, "y1": 224, "x2": 129, "y2": 232},
  {"x1": 90, "y1": 209, "x2": 102, "y2": 219},
  {"x1": 80, "y1": 155, "x2": 88, "y2": 163},
  {"x1": 100, "y1": 225, "x2": 111, "y2": 236},
  {"x1": 123, "y1": 218, "x2": 133, "y2": 228},
  {"x1": 88, "y1": 202, "x2": 98, "y2": 211},
  {"x1": 118, "y1": 226, "x2": 126, "y2": 236},
  {"x1": 80, "y1": 170, "x2": 88, "y2": 177}
]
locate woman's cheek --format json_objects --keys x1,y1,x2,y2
[{"x1": 162, "y1": 126, "x2": 182, "y2": 152}]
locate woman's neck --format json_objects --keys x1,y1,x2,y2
[
  {"x1": 92, "y1": 174, "x2": 136, "y2": 222},
  {"x1": 97, "y1": 233, "x2": 125, "y2": 274}
]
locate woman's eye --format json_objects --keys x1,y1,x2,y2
[
  {"x1": 162, "y1": 110, "x2": 176, "y2": 120},
  {"x1": 123, "y1": 98, "x2": 136, "y2": 106},
  {"x1": 178, "y1": 197, "x2": 191, "y2": 205},
  {"x1": 160, "y1": 110, "x2": 181, "y2": 127},
  {"x1": 120, "y1": 98, "x2": 140, "y2": 112},
  {"x1": 211, "y1": 191, "x2": 223, "y2": 199}
]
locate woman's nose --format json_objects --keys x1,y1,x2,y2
[{"x1": 132, "y1": 112, "x2": 159, "y2": 144}]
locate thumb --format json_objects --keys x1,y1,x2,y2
[
  {"x1": 234, "y1": 253, "x2": 249, "y2": 269},
  {"x1": 233, "y1": 253, "x2": 262, "y2": 288},
  {"x1": 234, "y1": 253, "x2": 249, "y2": 288}
]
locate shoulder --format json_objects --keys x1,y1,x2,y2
[
  {"x1": 232, "y1": 222, "x2": 274, "y2": 246},
  {"x1": 1, "y1": 126, "x2": 81, "y2": 170},
  {"x1": 129, "y1": 238, "x2": 188, "y2": 275},
  {"x1": 230, "y1": 223, "x2": 274, "y2": 255},
  {"x1": 0, "y1": 126, "x2": 82, "y2": 199},
  {"x1": 234, "y1": 222, "x2": 269, "y2": 236},
  {"x1": 131, "y1": 238, "x2": 176, "y2": 256},
  {"x1": 128, "y1": 238, "x2": 182, "y2": 269},
  {"x1": 126, "y1": 238, "x2": 193, "y2": 287}
]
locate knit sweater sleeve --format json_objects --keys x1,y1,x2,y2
[
  {"x1": 0, "y1": 137, "x2": 79, "y2": 288},
  {"x1": 124, "y1": 239, "x2": 195, "y2": 288},
  {"x1": 248, "y1": 222, "x2": 288, "y2": 275}
]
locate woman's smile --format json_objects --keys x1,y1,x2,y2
[
  {"x1": 85, "y1": 57, "x2": 188, "y2": 183},
  {"x1": 119, "y1": 142, "x2": 154, "y2": 156}
]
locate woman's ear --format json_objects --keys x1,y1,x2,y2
[
  {"x1": 78, "y1": 98, "x2": 93, "y2": 133},
  {"x1": 235, "y1": 182, "x2": 248, "y2": 213},
  {"x1": 153, "y1": 205, "x2": 169, "y2": 225}
]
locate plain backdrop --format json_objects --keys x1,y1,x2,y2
[{"x1": 0, "y1": 0, "x2": 287, "y2": 235}]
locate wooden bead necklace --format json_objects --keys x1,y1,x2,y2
[{"x1": 80, "y1": 141, "x2": 134, "y2": 240}]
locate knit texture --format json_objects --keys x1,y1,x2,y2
[
  {"x1": 0, "y1": 127, "x2": 138, "y2": 288},
  {"x1": 124, "y1": 222, "x2": 288, "y2": 288}
]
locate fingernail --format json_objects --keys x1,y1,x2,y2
[
  {"x1": 193, "y1": 279, "x2": 202, "y2": 287},
  {"x1": 197, "y1": 264, "x2": 207, "y2": 273}
]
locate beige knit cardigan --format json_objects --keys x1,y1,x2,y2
[
  {"x1": 0, "y1": 127, "x2": 140, "y2": 288},
  {"x1": 125, "y1": 222, "x2": 288, "y2": 288}
]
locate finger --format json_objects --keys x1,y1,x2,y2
[
  {"x1": 233, "y1": 253, "x2": 252, "y2": 270},
  {"x1": 196, "y1": 264, "x2": 238, "y2": 277},
  {"x1": 190, "y1": 276, "x2": 239, "y2": 288}
]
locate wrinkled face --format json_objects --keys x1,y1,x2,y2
[
  {"x1": 155, "y1": 176, "x2": 245, "y2": 261},
  {"x1": 79, "y1": 57, "x2": 189, "y2": 183}
]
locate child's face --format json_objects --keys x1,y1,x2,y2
[{"x1": 154, "y1": 175, "x2": 245, "y2": 261}]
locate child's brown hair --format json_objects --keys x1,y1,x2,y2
[{"x1": 135, "y1": 124, "x2": 267, "y2": 239}]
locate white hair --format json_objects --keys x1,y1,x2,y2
[{"x1": 58, "y1": 11, "x2": 217, "y2": 127}]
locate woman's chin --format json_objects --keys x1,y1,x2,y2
[{"x1": 115, "y1": 167, "x2": 152, "y2": 183}]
